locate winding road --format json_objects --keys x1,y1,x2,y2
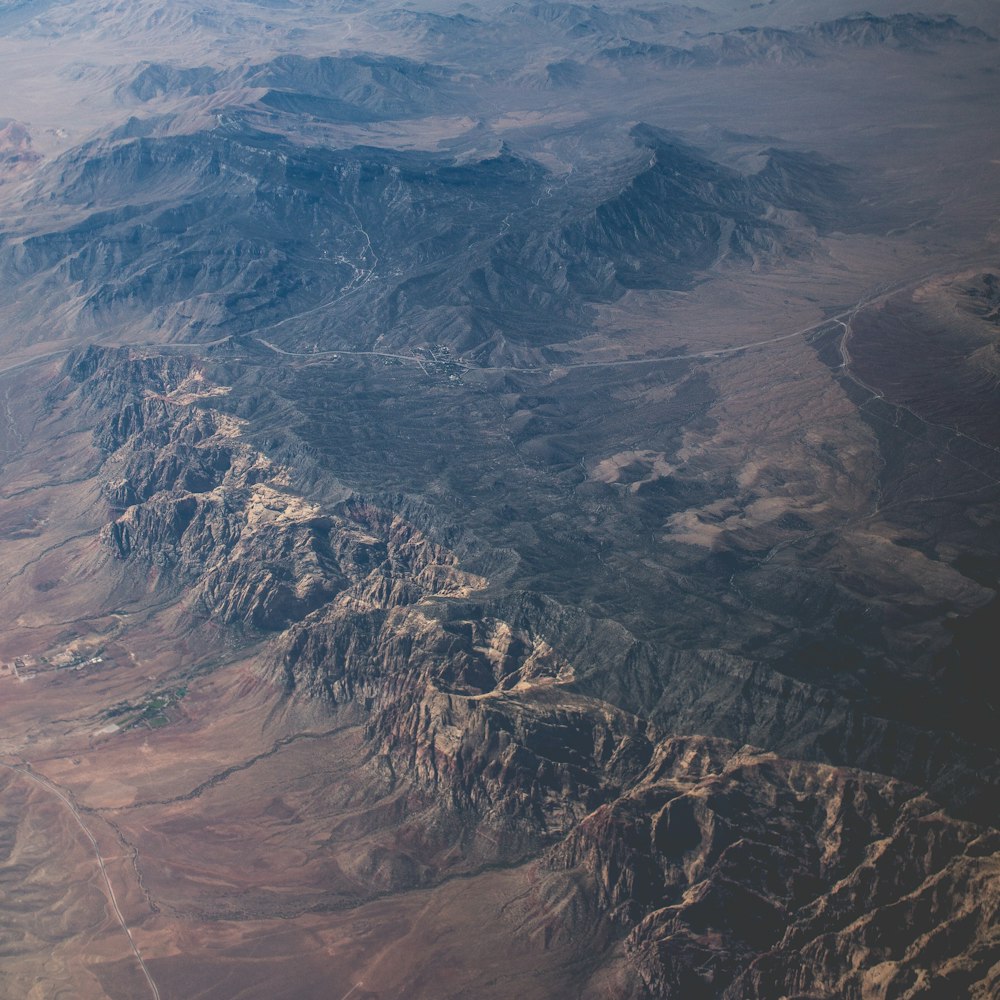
[
  {"x1": 252, "y1": 259, "x2": 997, "y2": 376},
  {"x1": 1, "y1": 258, "x2": 994, "y2": 388}
]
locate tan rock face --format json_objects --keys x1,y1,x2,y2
[
  {"x1": 1, "y1": 2, "x2": 1000, "y2": 994},
  {"x1": 547, "y1": 737, "x2": 1000, "y2": 1000},
  {"x1": 77, "y1": 347, "x2": 486, "y2": 632},
  {"x1": 29, "y1": 313, "x2": 998, "y2": 997}
]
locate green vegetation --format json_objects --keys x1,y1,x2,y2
[{"x1": 103, "y1": 686, "x2": 188, "y2": 730}]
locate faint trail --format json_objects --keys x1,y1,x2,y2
[
  {"x1": 3, "y1": 530, "x2": 95, "y2": 585},
  {"x1": 252, "y1": 203, "x2": 380, "y2": 342},
  {"x1": 7, "y1": 260, "x2": 994, "y2": 389},
  {"x1": 0, "y1": 348, "x2": 72, "y2": 379},
  {"x1": 0, "y1": 761, "x2": 161, "y2": 1000},
  {"x1": 249, "y1": 300, "x2": 873, "y2": 374},
  {"x1": 250, "y1": 262, "x2": 995, "y2": 377},
  {"x1": 338, "y1": 983, "x2": 364, "y2": 1000},
  {"x1": 835, "y1": 313, "x2": 1000, "y2": 461}
]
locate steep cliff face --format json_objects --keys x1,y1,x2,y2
[
  {"x1": 67, "y1": 347, "x2": 485, "y2": 634},
  {"x1": 54, "y1": 339, "x2": 1000, "y2": 996},
  {"x1": 65, "y1": 345, "x2": 660, "y2": 865},
  {"x1": 272, "y1": 598, "x2": 657, "y2": 852},
  {"x1": 548, "y1": 737, "x2": 1000, "y2": 1000}
]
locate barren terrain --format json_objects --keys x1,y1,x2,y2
[{"x1": 0, "y1": 0, "x2": 998, "y2": 997}]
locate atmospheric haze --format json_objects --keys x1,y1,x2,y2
[{"x1": 0, "y1": 0, "x2": 998, "y2": 998}]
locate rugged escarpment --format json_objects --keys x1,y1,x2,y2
[
  {"x1": 547, "y1": 737, "x2": 1000, "y2": 999},
  {"x1": 52, "y1": 343, "x2": 1000, "y2": 997},
  {"x1": 3, "y1": 119, "x2": 868, "y2": 363},
  {"x1": 273, "y1": 600, "x2": 657, "y2": 853},
  {"x1": 66, "y1": 344, "x2": 1000, "y2": 833},
  {"x1": 65, "y1": 345, "x2": 661, "y2": 868},
  {"x1": 67, "y1": 346, "x2": 484, "y2": 633},
  {"x1": 1, "y1": 1, "x2": 999, "y2": 996}
]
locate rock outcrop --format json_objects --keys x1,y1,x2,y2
[
  {"x1": 48, "y1": 227, "x2": 1000, "y2": 1000},
  {"x1": 68, "y1": 347, "x2": 485, "y2": 634},
  {"x1": 548, "y1": 737, "x2": 1000, "y2": 999}
]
